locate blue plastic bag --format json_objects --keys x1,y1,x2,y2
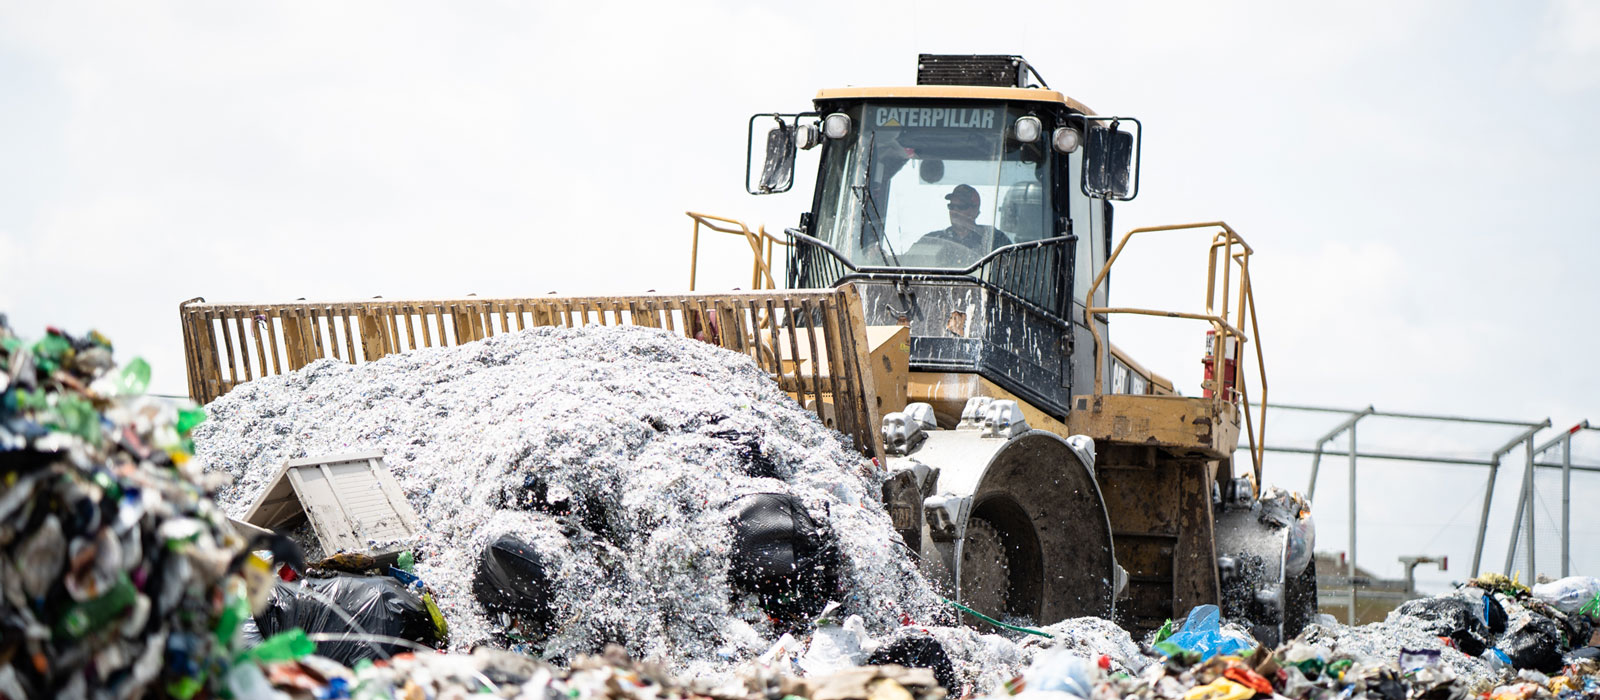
[{"x1": 1155, "y1": 605, "x2": 1255, "y2": 661}]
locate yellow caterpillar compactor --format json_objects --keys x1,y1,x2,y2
[{"x1": 180, "y1": 55, "x2": 1316, "y2": 643}]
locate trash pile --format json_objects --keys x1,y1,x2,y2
[
  {"x1": 748, "y1": 606, "x2": 1150, "y2": 695},
  {"x1": 187, "y1": 640, "x2": 958, "y2": 700},
  {"x1": 194, "y1": 324, "x2": 949, "y2": 679},
  {"x1": 1304, "y1": 574, "x2": 1600, "y2": 684},
  {"x1": 135, "y1": 593, "x2": 1600, "y2": 700},
  {"x1": 0, "y1": 317, "x2": 267, "y2": 697},
  {"x1": 4, "y1": 314, "x2": 1600, "y2": 698},
  {"x1": 992, "y1": 591, "x2": 1599, "y2": 700}
]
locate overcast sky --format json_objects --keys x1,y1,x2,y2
[{"x1": 2, "y1": 1, "x2": 1596, "y2": 591}]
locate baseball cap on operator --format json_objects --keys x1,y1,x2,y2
[{"x1": 945, "y1": 184, "x2": 980, "y2": 210}]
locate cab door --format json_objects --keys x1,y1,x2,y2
[{"x1": 1066, "y1": 148, "x2": 1110, "y2": 400}]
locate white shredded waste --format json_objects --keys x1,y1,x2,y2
[
  {"x1": 1299, "y1": 613, "x2": 1494, "y2": 687},
  {"x1": 923, "y1": 625, "x2": 1028, "y2": 691},
  {"x1": 1023, "y1": 617, "x2": 1152, "y2": 674},
  {"x1": 195, "y1": 325, "x2": 947, "y2": 680}
]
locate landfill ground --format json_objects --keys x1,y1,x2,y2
[{"x1": 1, "y1": 319, "x2": 1597, "y2": 699}]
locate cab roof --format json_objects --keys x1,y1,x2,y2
[{"x1": 814, "y1": 85, "x2": 1096, "y2": 115}]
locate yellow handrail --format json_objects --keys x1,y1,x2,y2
[
  {"x1": 686, "y1": 212, "x2": 791, "y2": 292},
  {"x1": 1082, "y1": 221, "x2": 1269, "y2": 485}
]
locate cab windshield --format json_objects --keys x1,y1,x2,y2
[{"x1": 812, "y1": 102, "x2": 1055, "y2": 270}]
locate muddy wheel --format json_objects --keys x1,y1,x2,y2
[
  {"x1": 958, "y1": 517, "x2": 1014, "y2": 618},
  {"x1": 964, "y1": 432, "x2": 1115, "y2": 623}
]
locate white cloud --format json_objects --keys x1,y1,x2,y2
[{"x1": 1527, "y1": 0, "x2": 1600, "y2": 92}]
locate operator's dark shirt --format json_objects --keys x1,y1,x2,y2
[{"x1": 921, "y1": 225, "x2": 1014, "y2": 253}]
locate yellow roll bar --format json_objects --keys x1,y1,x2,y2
[
  {"x1": 1083, "y1": 221, "x2": 1269, "y2": 483},
  {"x1": 686, "y1": 212, "x2": 790, "y2": 292}
]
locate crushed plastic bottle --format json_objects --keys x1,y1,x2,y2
[
  {"x1": 54, "y1": 572, "x2": 137, "y2": 641},
  {"x1": 236, "y1": 629, "x2": 316, "y2": 665},
  {"x1": 116, "y1": 357, "x2": 151, "y2": 396},
  {"x1": 175, "y1": 405, "x2": 207, "y2": 434}
]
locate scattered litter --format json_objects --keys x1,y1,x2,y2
[
  {"x1": 10, "y1": 316, "x2": 1599, "y2": 698},
  {"x1": 1534, "y1": 577, "x2": 1600, "y2": 616},
  {"x1": 1153, "y1": 604, "x2": 1256, "y2": 661}
]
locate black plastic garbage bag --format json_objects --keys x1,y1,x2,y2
[
  {"x1": 255, "y1": 574, "x2": 441, "y2": 665},
  {"x1": 473, "y1": 534, "x2": 556, "y2": 634},
  {"x1": 1363, "y1": 669, "x2": 1407, "y2": 700},
  {"x1": 1482, "y1": 591, "x2": 1508, "y2": 633},
  {"x1": 1395, "y1": 596, "x2": 1490, "y2": 657},
  {"x1": 867, "y1": 633, "x2": 958, "y2": 693},
  {"x1": 1500, "y1": 613, "x2": 1564, "y2": 673},
  {"x1": 728, "y1": 493, "x2": 839, "y2": 622}
]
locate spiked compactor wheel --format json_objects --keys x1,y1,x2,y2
[{"x1": 958, "y1": 517, "x2": 1011, "y2": 618}]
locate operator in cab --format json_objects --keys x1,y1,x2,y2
[{"x1": 916, "y1": 184, "x2": 1013, "y2": 265}]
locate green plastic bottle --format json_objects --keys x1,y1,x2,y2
[
  {"x1": 117, "y1": 357, "x2": 151, "y2": 396},
  {"x1": 31, "y1": 335, "x2": 71, "y2": 374},
  {"x1": 236, "y1": 629, "x2": 316, "y2": 665},
  {"x1": 53, "y1": 572, "x2": 136, "y2": 641},
  {"x1": 214, "y1": 581, "x2": 251, "y2": 647},
  {"x1": 176, "y1": 406, "x2": 208, "y2": 435},
  {"x1": 55, "y1": 394, "x2": 101, "y2": 443}
]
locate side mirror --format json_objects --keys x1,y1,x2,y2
[
  {"x1": 1082, "y1": 117, "x2": 1141, "y2": 201},
  {"x1": 747, "y1": 115, "x2": 796, "y2": 195}
]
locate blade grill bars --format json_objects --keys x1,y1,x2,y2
[{"x1": 178, "y1": 289, "x2": 884, "y2": 462}]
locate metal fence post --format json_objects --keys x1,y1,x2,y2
[
  {"x1": 1473, "y1": 456, "x2": 1499, "y2": 579},
  {"x1": 1525, "y1": 434, "x2": 1536, "y2": 578},
  {"x1": 1483, "y1": 420, "x2": 1549, "y2": 577},
  {"x1": 1533, "y1": 422, "x2": 1590, "y2": 578},
  {"x1": 1563, "y1": 430, "x2": 1572, "y2": 577},
  {"x1": 1503, "y1": 468, "x2": 1529, "y2": 576},
  {"x1": 1348, "y1": 420, "x2": 1358, "y2": 625}
]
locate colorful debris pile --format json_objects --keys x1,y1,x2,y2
[
  {"x1": 979, "y1": 591, "x2": 1600, "y2": 700},
  {"x1": 1304, "y1": 574, "x2": 1599, "y2": 684},
  {"x1": 148, "y1": 607, "x2": 1600, "y2": 700},
  {"x1": 0, "y1": 318, "x2": 258, "y2": 697},
  {"x1": 204, "y1": 641, "x2": 957, "y2": 700}
]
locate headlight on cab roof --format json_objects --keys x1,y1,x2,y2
[
  {"x1": 1013, "y1": 116, "x2": 1042, "y2": 143},
  {"x1": 1052, "y1": 126, "x2": 1081, "y2": 153},
  {"x1": 823, "y1": 113, "x2": 851, "y2": 140}
]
